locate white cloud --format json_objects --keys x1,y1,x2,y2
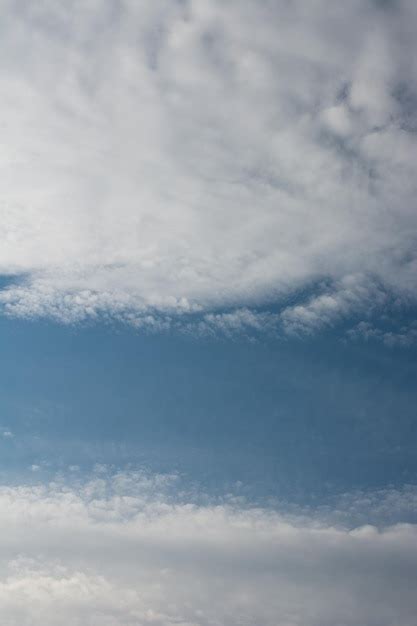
[
  {"x1": 0, "y1": 0, "x2": 416, "y2": 330},
  {"x1": 280, "y1": 274, "x2": 388, "y2": 334},
  {"x1": 0, "y1": 470, "x2": 416, "y2": 625},
  {"x1": 187, "y1": 308, "x2": 281, "y2": 338}
]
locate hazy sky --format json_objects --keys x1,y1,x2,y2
[{"x1": 0, "y1": 1, "x2": 417, "y2": 625}]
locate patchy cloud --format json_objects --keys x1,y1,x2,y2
[
  {"x1": 0, "y1": 0, "x2": 416, "y2": 332},
  {"x1": 348, "y1": 319, "x2": 417, "y2": 346}
]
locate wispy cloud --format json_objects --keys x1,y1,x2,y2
[
  {"x1": 0, "y1": 1, "x2": 416, "y2": 333},
  {"x1": 1, "y1": 429, "x2": 14, "y2": 439},
  {"x1": 348, "y1": 319, "x2": 417, "y2": 347}
]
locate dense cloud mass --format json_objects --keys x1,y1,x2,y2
[
  {"x1": 0, "y1": 470, "x2": 416, "y2": 626},
  {"x1": 0, "y1": 0, "x2": 416, "y2": 332}
]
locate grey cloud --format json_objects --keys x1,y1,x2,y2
[{"x1": 348, "y1": 319, "x2": 417, "y2": 346}]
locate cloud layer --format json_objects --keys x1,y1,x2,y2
[
  {"x1": 0, "y1": 0, "x2": 417, "y2": 330},
  {"x1": 0, "y1": 470, "x2": 416, "y2": 625}
]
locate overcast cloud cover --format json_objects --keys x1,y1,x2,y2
[{"x1": 0, "y1": 0, "x2": 416, "y2": 333}]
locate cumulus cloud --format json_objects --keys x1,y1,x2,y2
[
  {"x1": 0, "y1": 0, "x2": 416, "y2": 331},
  {"x1": 0, "y1": 470, "x2": 416, "y2": 625}
]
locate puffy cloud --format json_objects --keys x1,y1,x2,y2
[
  {"x1": 280, "y1": 275, "x2": 387, "y2": 334},
  {"x1": 186, "y1": 308, "x2": 281, "y2": 338},
  {"x1": 0, "y1": 0, "x2": 417, "y2": 331},
  {"x1": 0, "y1": 470, "x2": 416, "y2": 625}
]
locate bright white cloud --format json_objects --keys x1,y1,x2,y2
[
  {"x1": 0, "y1": 470, "x2": 416, "y2": 625},
  {"x1": 0, "y1": 0, "x2": 416, "y2": 330}
]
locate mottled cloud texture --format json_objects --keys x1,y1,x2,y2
[
  {"x1": 0, "y1": 470, "x2": 416, "y2": 626},
  {"x1": 0, "y1": 0, "x2": 416, "y2": 332}
]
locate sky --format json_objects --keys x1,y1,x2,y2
[{"x1": 0, "y1": 1, "x2": 417, "y2": 624}]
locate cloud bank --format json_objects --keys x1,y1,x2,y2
[
  {"x1": 0, "y1": 0, "x2": 417, "y2": 331},
  {"x1": 0, "y1": 470, "x2": 416, "y2": 625}
]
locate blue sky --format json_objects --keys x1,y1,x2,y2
[
  {"x1": 1, "y1": 1, "x2": 417, "y2": 624},
  {"x1": 1, "y1": 314, "x2": 417, "y2": 502}
]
